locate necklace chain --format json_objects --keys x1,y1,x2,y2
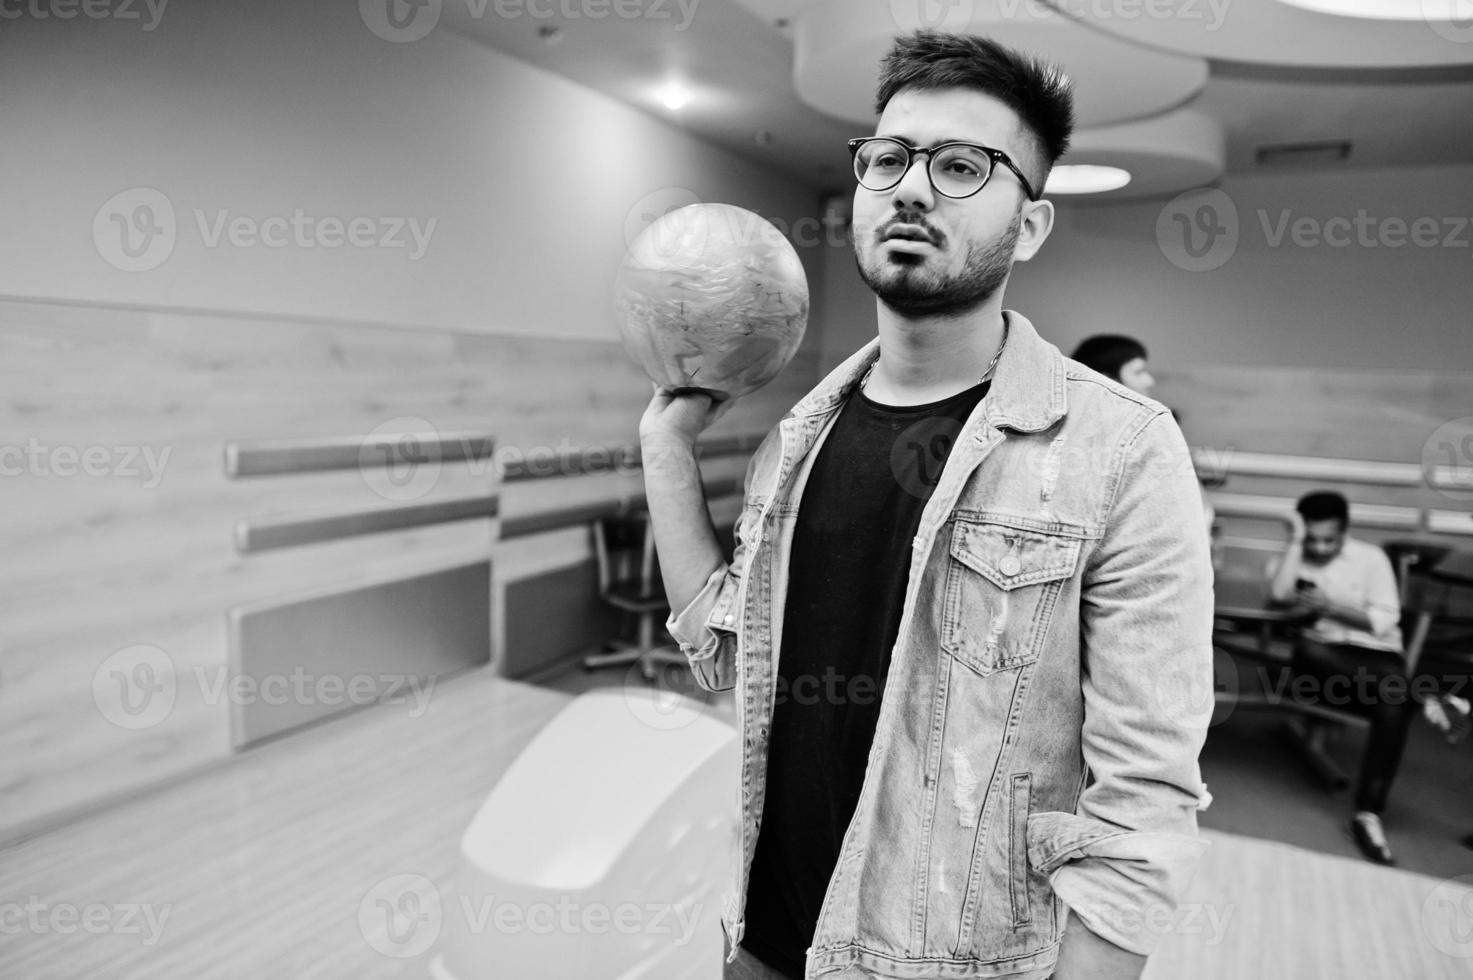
[{"x1": 860, "y1": 318, "x2": 1010, "y2": 393}]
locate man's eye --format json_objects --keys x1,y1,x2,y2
[{"x1": 871, "y1": 153, "x2": 905, "y2": 169}]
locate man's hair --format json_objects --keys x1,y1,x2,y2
[
  {"x1": 1070, "y1": 334, "x2": 1148, "y2": 383},
  {"x1": 874, "y1": 31, "x2": 1074, "y2": 183},
  {"x1": 1297, "y1": 491, "x2": 1350, "y2": 529}
]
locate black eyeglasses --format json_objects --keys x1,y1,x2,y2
[{"x1": 847, "y1": 137, "x2": 1040, "y2": 202}]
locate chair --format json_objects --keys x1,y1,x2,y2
[
  {"x1": 581, "y1": 510, "x2": 687, "y2": 680},
  {"x1": 1211, "y1": 542, "x2": 1437, "y2": 791}
]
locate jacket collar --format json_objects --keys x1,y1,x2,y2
[{"x1": 786, "y1": 309, "x2": 1068, "y2": 434}]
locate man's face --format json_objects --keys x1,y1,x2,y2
[
  {"x1": 852, "y1": 87, "x2": 1039, "y2": 318},
  {"x1": 1301, "y1": 518, "x2": 1346, "y2": 566}
]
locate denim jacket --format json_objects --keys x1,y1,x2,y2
[{"x1": 667, "y1": 311, "x2": 1216, "y2": 979}]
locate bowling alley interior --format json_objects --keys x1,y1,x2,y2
[{"x1": 4, "y1": 1, "x2": 1473, "y2": 978}]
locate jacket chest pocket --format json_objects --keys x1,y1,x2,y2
[{"x1": 941, "y1": 520, "x2": 1082, "y2": 676}]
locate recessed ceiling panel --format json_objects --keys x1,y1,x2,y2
[
  {"x1": 793, "y1": 0, "x2": 1210, "y2": 127},
  {"x1": 1044, "y1": 0, "x2": 1473, "y2": 67}
]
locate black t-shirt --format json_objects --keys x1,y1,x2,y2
[{"x1": 741, "y1": 376, "x2": 991, "y2": 977}]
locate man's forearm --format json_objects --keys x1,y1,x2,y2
[
  {"x1": 1052, "y1": 911, "x2": 1146, "y2": 980},
  {"x1": 1268, "y1": 546, "x2": 1304, "y2": 603},
  {"x1": 640, "y1": 435, "x2": 726, "y2": 616}
]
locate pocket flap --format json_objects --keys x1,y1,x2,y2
[{"x1": 950, "y1": 521, "x2": 1082, "y2": 591}]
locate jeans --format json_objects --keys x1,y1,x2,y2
[{"x1": 1290, "y1": 638, "x2": 1417, "y2": 813}]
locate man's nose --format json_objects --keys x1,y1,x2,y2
[{"x1": 891, "y1": 153, "x2": 935, "y2": 211}]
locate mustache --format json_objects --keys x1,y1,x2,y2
[{"x1": 874, "y1": 211, "x2": 944, "y2": 247}]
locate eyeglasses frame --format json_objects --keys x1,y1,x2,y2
[{"x1": 846, "y1": 136, "x2": 1041, "y2": 203}]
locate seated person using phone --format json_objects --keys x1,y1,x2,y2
[{"x1": 1266, "y1": 491, "x2": 1408, "y2": 865}]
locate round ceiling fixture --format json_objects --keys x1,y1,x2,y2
[
  {"x1": 1046, "y1": 165, "x2": 1133, "y2": 195},
  {"x1": 792, "y1": 0, "x2": 1210, "y2": 129},
  {"x1": 1042, "y1": 0, "x2": 1473, "y2": 66},
  {"x1": 1049, "y1": 109, "x2": 1225, "y2": 202}
]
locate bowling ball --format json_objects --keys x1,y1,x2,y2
[{"x1": 615, "y1": 203, "x2": 809, "y2": 400}]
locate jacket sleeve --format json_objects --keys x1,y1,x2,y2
[
  {"x1": 1028, "y1": 409, "x2": 1216, "y2": 956},
  {"x1": 663, "y1": 429, "x2": 776, "y2": 693}
]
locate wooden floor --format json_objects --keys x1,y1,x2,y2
[
  {"x1": 4, "y1": 662, "x2": 1471, "y2": 979},
  {"x1": 0, "y1": 670, "x2": 576, "y2": 980}
]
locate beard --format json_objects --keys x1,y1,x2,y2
[{"x1": 855, "y1": 211, "x2": 1020, "y2": 318}]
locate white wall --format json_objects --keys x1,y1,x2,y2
[
  {"x1": 818, "y1": 163, "x2": 1473, "y2": 372},
  {"x1": 0, "y1": 0, "x2": 828, "y2": 345}
]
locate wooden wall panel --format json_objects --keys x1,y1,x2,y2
[{"x1": 0, "y1": 297, "x2": 816, "y2": 842}]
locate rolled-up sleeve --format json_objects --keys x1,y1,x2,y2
[
  {"x1": 1030, "y1": 410, "x2": 1216, "y2": 956},
  {"x1": 665, "y1": 558, "x2": 741, "y2": 693}
]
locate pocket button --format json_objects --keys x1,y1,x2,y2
[{"x1": 999, "y1": 554, "x2": 1022, "y2": 577}]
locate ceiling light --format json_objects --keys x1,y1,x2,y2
[
  {"x1": 657, "y1": 85, "x2": 690, "y2": 111},
  {"x1": 1045, "y1": 165, "x2": 1133, "y2": 195},
  {"x1": 1274, "y1": 0, "x2": 1459, "y2": 19}
]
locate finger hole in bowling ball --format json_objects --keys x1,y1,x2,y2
[{"x1": 668, "y1": 386, "x2": 731, "y2": 404}]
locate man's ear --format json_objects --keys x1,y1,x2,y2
[{"x1": 1011, "y1": 197, "x2": 1055, "y2": 263}]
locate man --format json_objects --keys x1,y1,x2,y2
[
  {"x1": 1266, "y1": 490, "x2": 1408, "y2": 865},
  {"x1": 639, "y1": 32, "x2": 1214, "y2": 980}
]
